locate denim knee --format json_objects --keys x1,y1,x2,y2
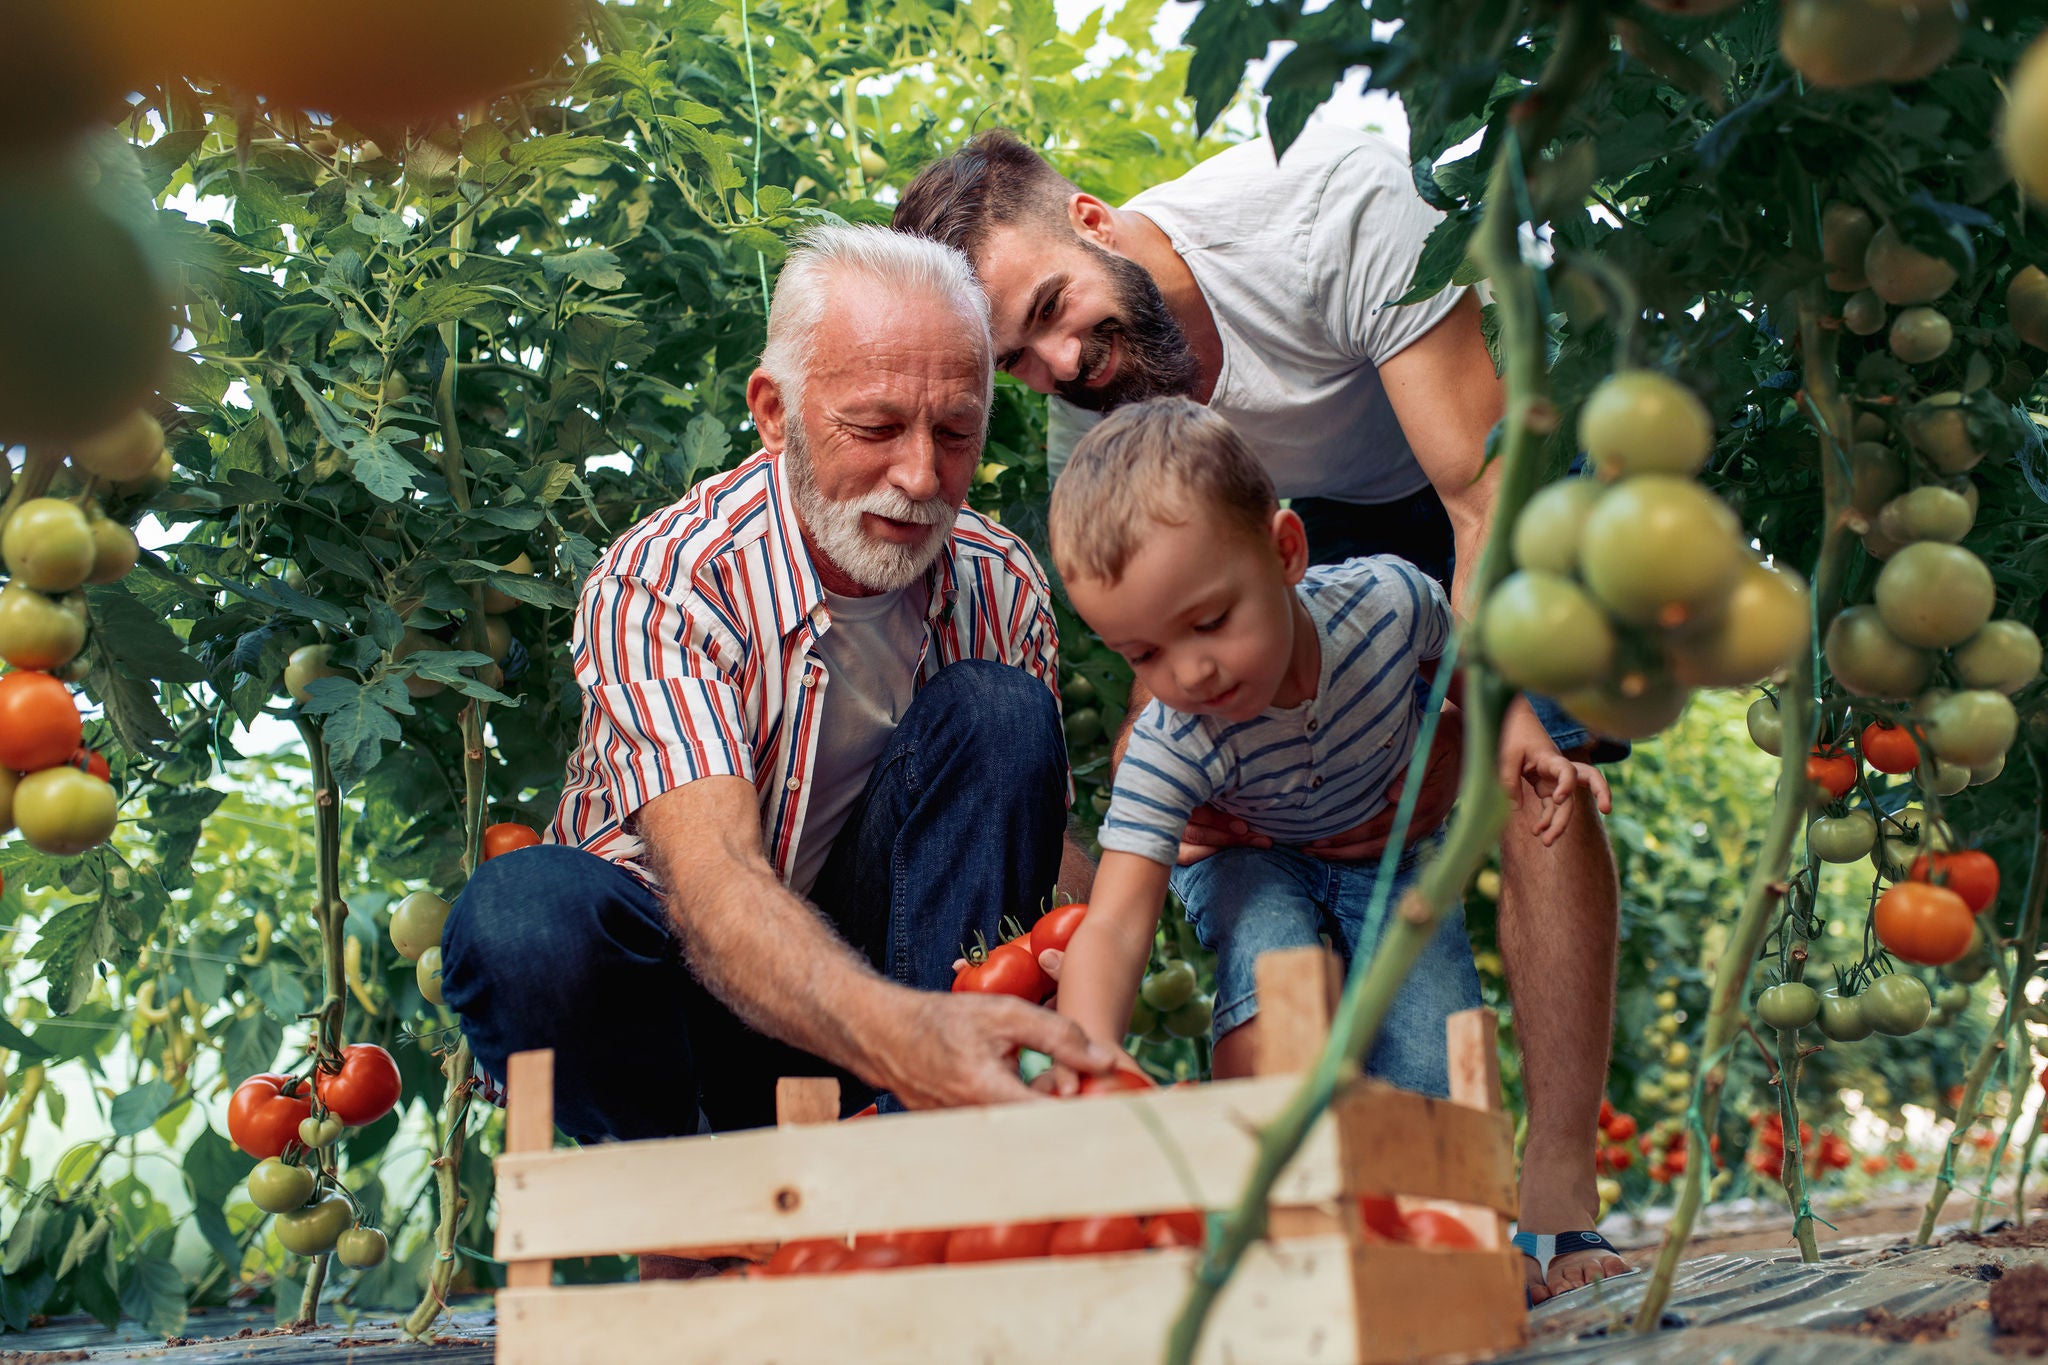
[
  {"x1": 911, "y1": 659, "x2": 1061, "y2": 770},
  {"x1": 1171, "y1": 847, "x2": 1328, "y2": 1039}
]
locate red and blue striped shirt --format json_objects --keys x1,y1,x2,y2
[{"x1": 549, "y1": 449, "x2": 1065, "y2": 886}]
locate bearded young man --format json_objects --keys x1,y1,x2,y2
[
  {"x1": 895, "y1": 125, "x2": 1629, "y2": 1301},
  {"x1": 441, "y1": 227, "x2": 1110, "y2": 1176}
]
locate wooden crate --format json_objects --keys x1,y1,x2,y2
[{"x1": 491, "y1": 947, "x2": 1528, "y2": 1364}]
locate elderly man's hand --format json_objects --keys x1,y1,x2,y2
[{"x1": 868, "y1": 989, "x2": 1114, "y2": 1110}]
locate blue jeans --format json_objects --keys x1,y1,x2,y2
[
  {"x1": 1293, "y1": 489, "x2": 1627, "y2": 762},
  {"x1": 1170, "y1": 837, "x2": 1483, "y2": 1098},
  {"x1": 441, "y1": 659, "x2": 1068, "y2": 1138}
]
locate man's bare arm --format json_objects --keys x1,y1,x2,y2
[
  {"x1": 638, "y1": 776, "x2": 1111, "y2": 1108},
  {"x1": 1378, "y1": 290, "x2": 1505, "y2": 619}
]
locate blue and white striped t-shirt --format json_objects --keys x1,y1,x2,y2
[{"x1": 1098, "y1": 557, "x2": 1450, "y2": 866}]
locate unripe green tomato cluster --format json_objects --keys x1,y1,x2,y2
[{"x1": 1482, "y1": 371, "x2": 1807, "y2": 743}]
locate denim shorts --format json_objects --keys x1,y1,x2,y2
[{"x1": 1168, "y1": 835, "x2": 1484, "y2": 1099}]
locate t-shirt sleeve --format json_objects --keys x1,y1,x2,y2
[
  {"x1": 1310, "y1": 138, "x2": 1469, "y2": 367},
  {"x1": 1096, "y1": 703, "x2": 1221, "y2": 866},
  {"x1": 1045, "y1": 394, "x2": 1104, "y2": 483},
  {"x1": 574, "y1": 568, "x2": 754, "y2": 822},
  {"x1": 1383, "y1": 556, "x2": 1453, "y2": 663}
]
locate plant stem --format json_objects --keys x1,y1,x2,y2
[
  {"x1": 1164, "y1": 66, "x2": 1572, "y2": 1357},
  {"x1": 292, "y1": 715, "x2": 348, "y2": 1327},
  {"x1": 2015, "y1": 1053, "x2": 2048, "y2": 1227},
  {"x1": 1632, "y1": 285, "x2": 1853, "y2": 1332},
  {"x1": 1773, "y1": 884, "x2": 1819, "y2": 1262},
  {"x1": 1918, "y1": 801, "x2": 2048, "y2": 1244}
]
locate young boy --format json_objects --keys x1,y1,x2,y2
[{"x1": 1048, "y1": 397, "x2": 1590, "y2": 1095}]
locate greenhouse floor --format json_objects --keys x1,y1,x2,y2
[{"x1": 6, "y1": 1208, "x2": 2048, "y2": 1362}]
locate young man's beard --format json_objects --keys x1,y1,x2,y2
[
  {"x1": 785, "y1": 412, "x2": 959, "y2": 594},
  {"x1": 1053, "y1": 240, "x2": 1202, "y2": 413}
]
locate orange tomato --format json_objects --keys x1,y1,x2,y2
[
  {"x1": 482, "y1": 822, "x2": 542, "y2": 860},
  {"x1": 1404, "y1": 1209, "x2": 1482, "y2": 1250},
  {"x1": 1859, "y1": 721, "x2": 1920, "y2": 775},
  {"x1": 1909, "y1": 849, "x2": 2000, "y2": 915},
  {"x1": 1806, "y1": 747, "x2": 1860, "y2": 799},
  {"x1": 1874, "y1": 881, "x2": 1974, "y2": 965},
  {"x1": 0, "y1": 670, "x2": 82, "y2": 771}
]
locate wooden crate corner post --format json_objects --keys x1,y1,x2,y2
[{"x1": 502, "y1": 1049, "x2": 557, "y2": 1291}]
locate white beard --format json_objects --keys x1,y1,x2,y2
[{"x1": 785, "y1": 421, "x2": 959, "y2": 593}]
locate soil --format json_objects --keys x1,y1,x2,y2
[
  {"x1": 1852, "y1": 1302, "x2": 1967, "y2": 1343},
  {"x1": 1991, "y1": 1263, "x2": 2048, "y2": 1356}
]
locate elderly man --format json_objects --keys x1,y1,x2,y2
[
  {"x1": 442, "y1": 225, "x2": 1110, "y2": 1150},
  {"x1": 895, "y1": 127, "x2": 1627, "y2": 1300}
]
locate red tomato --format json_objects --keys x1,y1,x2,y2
[
  {"x1": 1076, "y1": 1066, "x2": 1156, "y2": 1096},
  {"x1": 227, "y1": 1073, "x2": 314, "y2": 1159},
  {"x1": 760, "y1": 1238, "x2": 850, "y2": 1276},
  {"x1": 1404, "y1": 1210, "x2": 1482, "y2": 1250},
  {"x1": 1603, "y1": 1112, "x2": 1637, "y2": 1141},
  {"x1": 1143, "y1": 1210, "x2": 1206, "y2": 1249},
  {"x1": 1029, "y1": 902, "x2": 1088, "y2": 960},
  {"x1": 852, "y1": 1229, "x2": 950, "y2": 1265},
  {"x1": 1873, "y1": 881, "x2": 1974, "y2": 966},
  {"x1": 1357, "y1": 1195, "x2": 1412, "y2": 1243},
  {"x1": 66, "y1": 747, "x2": 110, "y2": 782},
  {"x1": 313, "y1": 1043, "x2": 402, "y2": 1126},
  {"x1": 1667, "y1": 1147, "x2": 1689, "y2": 1175},
  {"x1": 1859, "y1": 721, "x2": 1920, "y2": 775},
  {"x1": 844, "y1": 1103, "x2": 879, "y2": 1120},
  {"x1": 482, "y1": 822, "x2": 542, "y2": 860},
  {"x1": 1599, "y1": 1097, "x2": 1616, "y2": 1123},
  {"x1": 1048, "y1": 1215, "x2": 1148, "y2": 1257},
  {"x1": 1909, "y1": 850, "x2": 2000, "y2": 915},
  {"x1": 1897, "y1": 1153, "x2": 1918, "y2": 1172},
  {"x1": 0, "y1": 670, "x2": 83, "y2": 772},
  {"x1": 1861, "y1": 1154, "x2": 1888, "y2": 1175},
  {"x1": 1607, "y1": 1145, "x2": 1634, "y2": 1171},
  {"x1": 1649, "y1": 1162, "x2": 1671, "y2": 1184},
  {"x1": 839, "y1": 1244, "x2": 913, "y2": 1272},
  {"x1": 944, "y1": 1222, "x2": 1055, "y2": 1263},
  {"x1": 952, "y1": 939, "x2": 1051, "y2": 1001},
  {"x1": 1806, "y1": 747, "x2": 1860, "y2": 800}
]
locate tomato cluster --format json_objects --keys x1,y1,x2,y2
[
  {"x1": 1745, "y1": 1113, "x2": 1852, "y2": 1183},
  {"x1": 1482, "y1": 370, "x2": 1809, "y2": 743},
  {"x1": 225, "y1": 1045, "x2": 401, "y2": 1264},
  {"x1": 0, "y1": 426, "x2": 160, "y2": 864}
]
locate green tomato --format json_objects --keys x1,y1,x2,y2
[
  {"x1": 389, "y1": 890, "x2": 450, "y2": 963},
  {"x1": 417, "y1": 946, "x2": 445, "y2": 1007},
  {"x1": 1945, "y1": 925, "x2": 1994, "y2": 984},
  {"x1": 248, "y1": 1158, "x2": 317, "y2": 1215},
  {"x1": 275, "y1": 1193, "x2": 352, "y2": 1256},
  {"x1": 1825, "y1": 606, "x2": 1932, "y2": 700},
  {"x1": 1874, "y1": 543, "x2": 1994, "y2": 650},
  {"x1": 1924, "y1": 690, "x2": 2018, "y2": 768},
  {"x1": 1578, "y1": 476, "x2": 1746, "y2": 630},
  {"x1": 335, "y1": 1226, "x2": 388, "y2": 1269},
  {"x1": 1139, "y1": 960, "x2": 1198, "y2": 1013},
  {"x1": 1165, "y1": 995, "x2": 1214, "y2": 1039},
  {"x1": 1746, "y1": 696, "x2": 1784, "y2": 756},
  {"x1": 1935, "y1": 984, "x2": 1970, "y2": 1013},
  {"x1": 1062, "y1": 672, "x2": 1098, "y2": 707},
  {"x1": 1062, "y1": 706, "x2": 1103, "y2": 748},
  {"x1": 1952, "y1": 621, "x2": 2042, "y2": 695},
  {"x1": 1862, "y1": 974, "x2": 1931, "y2": 1037},
  {"x1": 1875, "y1": 486, "x2": 1973, "y2": 546},
  {"x1": 0, "y1": 498, "x2": 95, "y2": 592},
  {"x1": 1478, "y1": 571, "x2": 1617, "y2": 695},
  {"x1": 1127, "y1": 998, "x2": 1158, "y2": 1038},
  {"x1": 1510, "y1": 477, "x2": 1605, "y2": 576},
  {"x1": 1923, "y1": 758, "x2": 1971, "y2": 797},
  {"x1": 1817, "y1": 993, "x2": 1873, "y2": 1042},
  {"x1": 299, "y1": 1115, "x2": 345, "y2": 1149},
  {"x1": 1755, "y1": 982, "x2": 1821, "y2": 1030},
  {"x1": 0, "y1": 581, "x2": 86, "y2": 671},
  {"x1": 1578, "y1": 370, "x2": 1714, "y2": 480},
  {"x1": 1808, "y1": 810, "x2": 1877, "y2": 864}
]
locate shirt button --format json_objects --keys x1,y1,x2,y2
[
  {"x1": 801, "y1": 674, "x2": 817, "y2": 688},
  {"x1": 785, "y1": 777, "x2": 801, "y2": 792},
  {"x1": 1311, "y1": 775, "x2": 1324, "y2": 789},
  {"x1": 1306, "y1": 719, "x2": 1318, "y2": 732}
]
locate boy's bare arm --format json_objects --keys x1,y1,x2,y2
[{"x1": 1049, "y1": 849, "x2": 1174, "y2": 1085}]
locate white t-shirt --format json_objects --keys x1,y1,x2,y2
[
  {"x1": 1048, "y1": 125, "x2": 1466, "y2": 505},
  {"x1": 787, "y1": 584, "x2": 928, "y2": 896}
]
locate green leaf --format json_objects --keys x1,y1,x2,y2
[
  {"x1": 29, "y1": 899, "x2": 123, "y2": 1015},
  {"x1": 119, "y1": 1255, "x2": 188, "y2": 1337},
  {"x1": 544, "y1": 245, "x2": 627, "y2": 290},
  {"x1": 109, "y1": 1078, "x2": 176, "y2": 1137},
  {"x1": 182, "y1": 1127, "x2": 256, "y2": 1206},
  {"x1": 348, "y1": 433, "x2": 422, "y2": 502},
  {"x1": 222, "y1": 1008, "x2": 285, "y2": 1083},
  {"x1": 85, "y1": 584, "x2": 208, "y2": 684},
  {"x1": 680, "y1": 412, "x2": 734, "y2": 479},
  {"x1": 312, "y1": 678, "x2": 410, "y2": 787},
  {"x1": 246, "y1": 960, "x2": 309, "y2": 1022}
]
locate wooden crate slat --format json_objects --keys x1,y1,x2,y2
[
  {"x1": 1350, "y1": 1244, "x2": 1528, "y2": 1363},
  {"x1": 495, "y1": 1073, "x2": 1346, "y2": 1262},
  {"x1": 501, "y1": 1050, "x2": 555, "y2": 1291},
  {"x1": 1331, "y1": 1083, "x2": 1518, "y2": 1216},
  {"x1": 496, "y1": 1236, "x2": 1365, "y2": 1365}
]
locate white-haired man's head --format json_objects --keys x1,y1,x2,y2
[{"x1": 750, "y1": 225, "x2": 994, "y2": 594}]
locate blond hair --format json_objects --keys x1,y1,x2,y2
[{"x1": 1048, "y1": 398, "x2": 1278, "y2": 584}]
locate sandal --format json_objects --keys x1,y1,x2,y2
[{"x1": 1512, "y1": 1229, "x2": 1633, "y2": 1302}]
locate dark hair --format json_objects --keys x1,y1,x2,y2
[
  {"x1": 1049, "y1": 398, "x2": 1279, "y2": 584},
  {"x1": 892, "y1": 129, "x2": 1083, "y2": 264}
]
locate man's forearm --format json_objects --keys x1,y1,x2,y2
[{"x1": 655, "y1": 833, "x2": 902, "y2": 1085}]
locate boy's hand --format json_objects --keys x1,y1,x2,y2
[{"x1": 1500, "y1": 697, "x2": 1610, "y2": 846}]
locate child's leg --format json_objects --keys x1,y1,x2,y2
[
  {"x1": 1328, "y1": 837, "x2": 1485, "y2": 1098},
  {"x1": 1169, "y1": 847, "x2": 1326, "y2": 1080}
]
